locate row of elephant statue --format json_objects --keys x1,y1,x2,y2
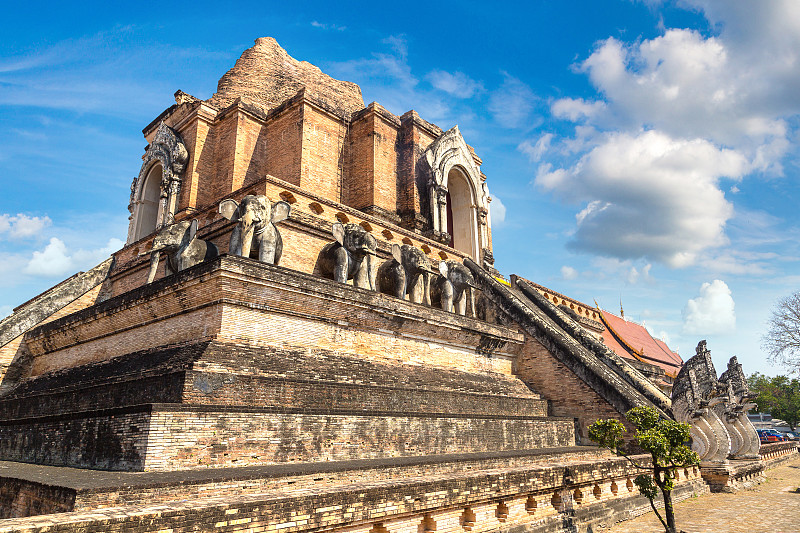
[{"x1": 144, "y1": 194, "x2": 478, "y2": 316}]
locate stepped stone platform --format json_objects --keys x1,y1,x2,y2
[{"x1": 0, "y1": 255, "x2": 709, "y2": 530}]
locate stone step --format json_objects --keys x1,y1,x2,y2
[
  {"x1": 0, "y1": 341, "x2": 547, "y2": 420},
  {"x1": 0, "y1": 450, "x2": 708, "y2": 531},
  {"x1": 0, "y1": 403, "x2": 577, "y2": 471},
  {"x1": 0, "y1": 446, "x2": 612, "y2": 514}
]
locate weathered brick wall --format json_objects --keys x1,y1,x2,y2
[
  {"x1": 0, "y1": 410, "x2": 149, "y2": 470},
  {"x1": 0, "y1": 454, "x2": 707, "y2": 532},
  {"x1": 139, "y1": 410, "x2": 575, "y2": 471},
  {"x1": 301, "y1": 104, "x2": 347, "y2": 201},
  {"x1": 28, "y1": 257, "x2": 519, "y2": 377},
  {"x1": 0, "y1": 479, "x2": 75, "y2": 519},
  {"x1": 0, "y1": 282, "x2": 107, "y2": 389},
  {"x1": 516, "y1": 337, "x2": 628, "y2": 441}
]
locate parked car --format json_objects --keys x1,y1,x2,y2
[
  {"x1": 757, "y1": 429, "x2": 785, "y2": 443},
  {"x1": 781, "y1": 431, "x2": 799, "y2": 441}
]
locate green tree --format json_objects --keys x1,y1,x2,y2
[
  {"x1": 748, "y1": 373, "x2": 800, "y2": 431},
  {"x1": 589, "y1": 406, "x2": 699, "y2": 533}
]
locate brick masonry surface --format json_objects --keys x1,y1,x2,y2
[{"x1": 0, "y1": 452, "x2": 707, "y2": 531}]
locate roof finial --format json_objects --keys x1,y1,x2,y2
[{"x1": 620, "y1": 295, "x2": 624, "y2": 319}]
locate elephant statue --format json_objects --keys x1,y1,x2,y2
[
  {"x1": 219, "y1": 195, "x2": 291, "y2": 264},
  {"x1": 431, "y1": 260, "x2": 478, "y2": 316},
  {"x1": 318, "y1": 222, "x2": 378, "y2": 290},
  {"x1": 377, "y1": 244, "x2": 436, "y2": 304},
  {"x1": 146, "y1": 219, "x2": 219, "y2": 283}
]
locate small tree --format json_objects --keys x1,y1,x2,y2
[
  {"x1": 762, "y1": 291, "x2": 800, "y2": 372},
  {"x1": 589, "y1": 406, "x2": 699, "y2": 533},
  {"x1": 748, "y1": 372, "x2": 800, "y2": 431}
]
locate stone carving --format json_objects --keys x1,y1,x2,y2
[
  {"x1": 319, "y1": 223, "x2": 377, "y2": 290},
  {"x1": 422, "y1": 126, "x2": 489, "y2": 255},
  {"x1": 671, "y1": 341, "x2": 760, "y2": 463},
  {"x1": 377, "y1": 244, "x2": 436, "y2": 304},
  {"x1": 219, "y1": 195, "x2": 291, "y2": 265},
  {"x1": 146, "y1": 220, "x2": 219, "y2": 283},
  {"x1": 127, "y1": 122, "x2": 189, "y2": 244},
  {"x1": 432, "y1": 261, "x2": 478, "y2": 316},
  {"x1": 718, "y1": 356, "x2": 760, "y2": 459}
]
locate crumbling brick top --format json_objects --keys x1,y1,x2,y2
[{"x1": 208, "y1": 37, "x2": 365, "y2": 117}]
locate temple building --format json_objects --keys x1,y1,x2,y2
[{"x1": 0, "y1": 37, "x2": 790, "y2": 532}]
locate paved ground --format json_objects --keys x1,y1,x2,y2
[{"x1": 606, "y1": 456, "x2": 800, "y2": 533}]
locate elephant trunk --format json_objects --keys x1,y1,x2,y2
[{"x1": 146, "y1": 250, "x2": 161, "y2": 284}]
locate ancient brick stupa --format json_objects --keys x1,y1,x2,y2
[{"x1": 0, "y1": 38, "x2": 708, "y2": 532}]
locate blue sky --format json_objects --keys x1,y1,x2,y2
[{"x1": 2, "y1": 1, "x2": 799, "y2": 377}]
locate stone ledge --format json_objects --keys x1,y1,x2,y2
[{"x1": 24, "y1": 256, "x2": 524, "y2": 377}]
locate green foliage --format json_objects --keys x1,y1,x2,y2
[
  {"x1": 634, "y1": 474, "x2": 658, "y2": 500},
  {"x1": 587, "y1": 418, "x2": 624, "y2": 452},
  {"x1": 588, "y1": 405, "x2": 699, "y2": 533},
  {"x1": 748, "y1": 372, "x2": 800, "y2": 430}
]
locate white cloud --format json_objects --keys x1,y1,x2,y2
[
  {"x1": 518, "y1": 133, "x2": 553, "y2": 163},
  {"x1": 488, "y1": 72, "x2": 536, "y2": 129},
  {"x1": 551, "y1": 98, "x2": 606, "y2": 122},
  {"x1": 536, "y1": 130, "x2": 748, "y2": 267},
  {"x1": 310, "y1": 21, "x2": 346, "y2": 31},
  {"x1": 536, "y1": 2, "x2": 800, "y2": 268},
  {"x1": 0, "y1": 213, "x2": 51, "y2": 239},
  {"x1": 490, "y1": 195, "x2": 506, "y2": 226},
  {"x1": 25, "y1": 237, "x2": 72, "y2": 277},
  {"x1": 23, "y1": 237, "x2": 122, "y2": 278},
  {"x1": 682, "y1": 279, "x2": 736, "y2": 335},
  {"x1": 561, "y1": 265, "x2": 579, "y2": 280},
  {"x1": 426, "y1": 70, "x2": 483, "y2": 98},
  {"x1": 326, "y1": 36, "x2": 452, "y2": 121}
]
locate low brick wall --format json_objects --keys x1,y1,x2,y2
[
  {"x1": 760, "y1": 440, "x2": 799, "y2": 469},
  {"x1": 0, "y1": 454, "x2": 708, "y2": 533}
]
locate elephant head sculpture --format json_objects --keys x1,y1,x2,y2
[
  {"x1": 432, "y1": 260, "x2": 479, "y2": 316},
  {"x1": 219, "y1": 195, "x2": 291, "y2": 265},
  {"x1": 146, "y1": 219, "x2": 219, "y2": 283},
  {"x1": 319, "y1": 222, "x2": 378, "y2": 290},
  {"x1": 377, "y1": 244, "x2": 435, "y2": 304}
]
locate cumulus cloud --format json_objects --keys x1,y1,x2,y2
[
  {"x1": 536, "y1": 130, "x2": 748, "y2": 267},
  {"x1": 488, "y1": 72, "x2": 536, "y2": 129},
  {"x1": 561, "y1": 265, "x2": 579, "y2": 280},
  {"x1": 427, "y1": 70, "x2": 483, "y2": 99},
  {"x1": 535, "y1": 2, "x2": 800, "y2": 266},
  {"x1": 0, "y1": 213, "x2": 51, "y2": 239},
  {"x1": 24, "y1": 237, "x2": 122, "y2": 278},
  {"x1": 25, "y1": 237, "x2": 72, "y2": 276},
  {"x1": 490, "y1": 195, "x2": 506, "y2": 226},
  {"x1": 682, "y1": 279, "x2": 736, "y2": 335}
]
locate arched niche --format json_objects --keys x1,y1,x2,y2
[
  {"x1": 423, "y1": 126, "x2": 492, "y2": 265},
  {"x1": 126, "y1": 122, "x2": 188, "y2": 244},
  {"x1": 133, "y1": 163, "x2": 163, "y2": 240},
  {"x1": 446, "y1": 166, "x2": 478, "y2": 259}
]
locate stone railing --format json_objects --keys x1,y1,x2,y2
[{"x1": 760, "y1": 440, "x2": 798, "y2": 468}]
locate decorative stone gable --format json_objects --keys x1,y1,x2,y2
[
  {"x1": 422, "y1": 126, "x2": 492, "y2": 265},
  {"x1": 127, "y1": 122, "x2": 188, "y2": 244}
]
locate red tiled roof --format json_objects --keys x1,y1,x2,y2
[{"x1": 599, "y1": 310, "x2": 683, "y2": 378}]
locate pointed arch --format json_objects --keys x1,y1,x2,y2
[
  {"x1": 126, "y1": 122, "x2": 189, "y2": 244},
  {"x1": 422, "y1": 126, "x2": 492, "y2": 263}
]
